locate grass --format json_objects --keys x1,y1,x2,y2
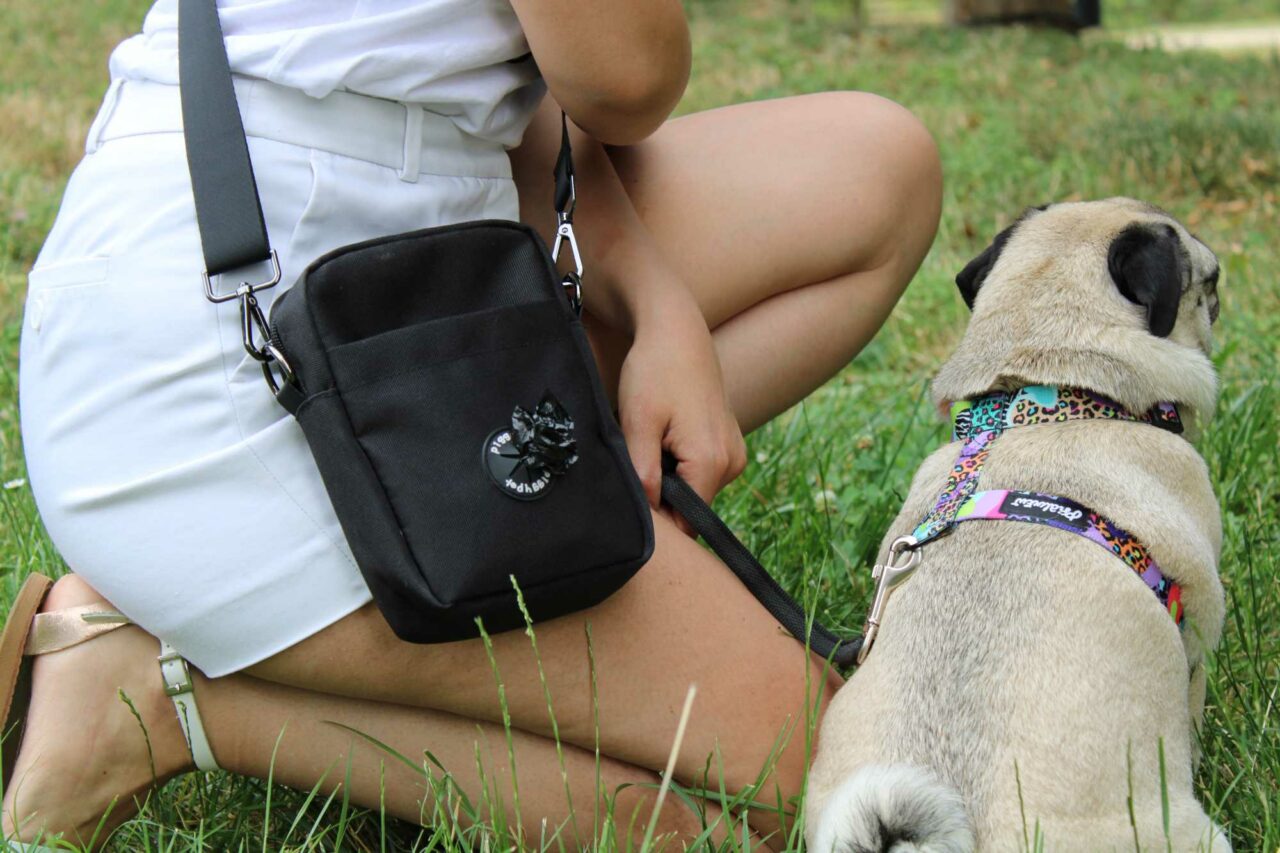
[{"x1": 2, "y1": 0, "x2": 1278, "y2": 849}]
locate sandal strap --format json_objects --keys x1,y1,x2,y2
[
  {"x1": 27, "y1": 605, "x2": 132, "y2": 656},
  {"x1": 158, "y1": 640, "x2": 219, "y2": 772}
]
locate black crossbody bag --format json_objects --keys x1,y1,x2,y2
[{"x1": 180, "y1": 0, "x2": 862, "y2": 665}]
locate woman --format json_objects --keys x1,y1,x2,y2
[{"x1": 3, "y1": 0, "x2": 941, "y2": 847}]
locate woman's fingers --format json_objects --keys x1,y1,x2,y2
[
  {"x1": 675, "y1": 440, "x2": 727, "y2": 506},
  {"x1": 621, "y1": 408, "x2": 745, "y2": 538},
  {"x1": 621, "y1": 400, "x2": 664, "y2": 508},
  {"x1": 674, "y1": 416, "x2": 747, "y2": 500}
]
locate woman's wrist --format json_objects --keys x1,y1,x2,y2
[
  {"x1": 610, "y1": 274, "x2": 697, "y2": 337},
  {"x1": 584, "y1": 241, "x2": 694, "y2": 335},
  {"x1": 511, "y1": 95, "x2": 695, "y2": 334}
]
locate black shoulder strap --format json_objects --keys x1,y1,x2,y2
[
  {"x1": 178, "y1": 0, "x2": 576, "y2": 277},
  {"x1": 553, "y1": 112, "x2": 575, "y2": 215},
  {"x1": 178, "y1": 0, "x2": 272, "y2": 276},
  {"x1": 660, "y1": 459, "x2": 863, "y2": 668}
]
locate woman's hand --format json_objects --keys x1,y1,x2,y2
[
  {"x1": 509, "y1": 100, "x2": 745, "y2": 518},
  {"x1": 617, "y1": 284, "x2": 747, "y2": 528}
]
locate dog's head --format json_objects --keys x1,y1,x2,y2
[{"x1": 934, "y1": 198, "x2": 1221, "y2": 425}]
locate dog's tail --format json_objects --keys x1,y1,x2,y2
[{"x1": 809, "y1": 765, "x2": 974, "y2": 852}]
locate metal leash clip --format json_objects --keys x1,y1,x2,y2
[
  {"x1": 560, "y1": 271, "x2": 583, "y2": 314},
  {"x1": 550, "y1": 175, "x2": 584, "y2": 314},
  {"x1": 202, "y1": 251, "x2": 296, "y2": 393},
  {"x1": 856, "y1": 535, "x2": 923, "y2": 665}
]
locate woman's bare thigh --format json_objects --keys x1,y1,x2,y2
[
  {"x1": 245, "y1": 91, "x2": 939, "y2": 806},
  {"x1": 590, "y1": 91, "x2": 942, "y2": 430},
  {"x1": 248, "y1": 513, "x2": 841, "y2": 805},
  {"x1": 607, "y1": 91, "x2": 940, "y2": 329}
]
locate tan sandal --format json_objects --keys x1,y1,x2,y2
[{"x1": 1, "y1": 574, "x2": 218, "y2": 849}]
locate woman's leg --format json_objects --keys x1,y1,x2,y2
[
  {"x1": 597, "y1": 91, "x2": 943, "y2": 431},
  {"x1": 8, "y1": 91, "x2": 939, "y2": 845},
  {"x1": 516, "y1": 91, "x2": 941, "y2": 431},
  {"x1": 3, "y1": 576, "x2": 739, "y2": 848},
  {"x1": 199, "y1": 676, "x2": 736, "y2": 848},
  {"x1": 243, "y1": 90, "x2": 939, "y2": 819},
  {"x1": 247, "y1": 514, "x2": 834, "y2": 828}
]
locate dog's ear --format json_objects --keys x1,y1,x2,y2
[
  {"x1": 955, "y1": 224, "x2": 1015, "y2": 309},
  {"x1": 1107, "y1": 223, "x2": 1184, "y2": 337},
  {"x1": 955, "y1": 205, "x2": 1048, "y2": 310}
]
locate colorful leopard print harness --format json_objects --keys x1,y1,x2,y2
[{"x1": 858, "y1": 385, "x2": 1186, "y2": 664}]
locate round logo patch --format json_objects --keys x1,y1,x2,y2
[{"x1": 483, "y1": 428, "x2": 556, "y2": 501}]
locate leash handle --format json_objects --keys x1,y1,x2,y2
[{"x1": 659, "y1": 456, "x2": 862, "y2": 668}]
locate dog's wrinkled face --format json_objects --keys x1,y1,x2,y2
[{"x1": 956, "y1": 198, "x2": 1221, "y2": 355}]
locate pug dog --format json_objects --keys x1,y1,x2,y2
[{"x1": 806, "y1": 199, "x2": 1229, "y2": 851}]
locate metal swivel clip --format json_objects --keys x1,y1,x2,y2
[
  {"x1": 202, "y1": 250, "x2": 296, "y2": 394},
  {"x1": 856, "y1": 535, "x2": 923, "y2": 665},
  {"x1": 550, "y1": 175, "x2": 584, "y2": 314}
]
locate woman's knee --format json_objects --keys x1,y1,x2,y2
[{"x1": 808, "y1": 90, "x2": 943, "y2": 273}]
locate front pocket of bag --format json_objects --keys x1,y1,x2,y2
[
  {"x1": 325, "y1": 299, "x2": 568, "y2": 391},
  {"x1": 328, "y1": 299, "x2": 645, "y2": 606}
]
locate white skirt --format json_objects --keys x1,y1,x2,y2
[{"x1": 20, "y1": 77, "x2": 521, "y2": 677}]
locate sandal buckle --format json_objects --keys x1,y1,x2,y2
[{"x1": 158, "y1": 650, "x2": 194, "y2": 697}]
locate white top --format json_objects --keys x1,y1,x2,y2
[{"x1": 108, "y1": 0, "x2": 546, "y2": 148}]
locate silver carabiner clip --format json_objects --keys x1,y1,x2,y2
[
  {"x1": 260, "y1": 342, "x2": 297, "y2": 395},
  {"x1": 551, "y1": 215, "x2": 584, "y2": 278},
  {"x1": 239, "y1": 288, "x2": 274, "y2": 362},
  {"x1": 856, "y1": 535, "x2": 923, "y2": 665},
  {"x1": 235, "y1": 280, "x2": 298, "y2": 394},
  {"x1": 561, "y1": 271, "x2": 583, "y2": 315}
]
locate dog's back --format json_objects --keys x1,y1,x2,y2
[
  {"x1": 806, "y1": 200, "x2": 1229, "y2": 851},
  {"x1": 810, "y1": 423, "x2": 1223, "y2": 849}
]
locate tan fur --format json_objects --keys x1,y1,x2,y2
[{"x1": 807, "y1": 199, "x2": 1228, "y2": 851}]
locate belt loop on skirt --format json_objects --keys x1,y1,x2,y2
[
  {"x1": 85, "y1": 78, "x2": 125, "y2": 155},
  {"x1": 399, "y1": 104, "x2": 424, "y2": 183}
]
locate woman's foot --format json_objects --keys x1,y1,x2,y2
[{"x1": 1, "y1": 575, "x2": 196, "y2": 847}]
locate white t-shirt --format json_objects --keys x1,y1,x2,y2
[{"x1": 108, "y1": 0, "x2": 546, "y2": 148}]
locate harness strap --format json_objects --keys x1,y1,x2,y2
[
  {"x1": 913, "y1": 426, "x2": 998, "y2": 546},
  {"x1": 857, "y1": 385, "x2": 1188, "y2": 663},
  {"x1": 916, "y1": 385, "x2": 1184, "y2": 547},
  {"x1": 950, "y1": 385, "x2": 1182, "y2": 443},
  {"x1": 910, "y1": 385, "x2": 1184, "y2": 626},
  {"x1": 947, "y1": 488, "x2": 1184, "y2": 625}
]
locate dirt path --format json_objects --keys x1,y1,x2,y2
[{"x1": 1121, "y1": 23, "x2": 1280, "y2": 53}]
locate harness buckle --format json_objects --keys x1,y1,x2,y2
[{"x1": 856, "y1": 535, "x2": 923, "y2": 665}]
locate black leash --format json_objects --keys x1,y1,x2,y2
[{"x1": 660, "y1": 457, "x2": 863, "y2": 668}]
